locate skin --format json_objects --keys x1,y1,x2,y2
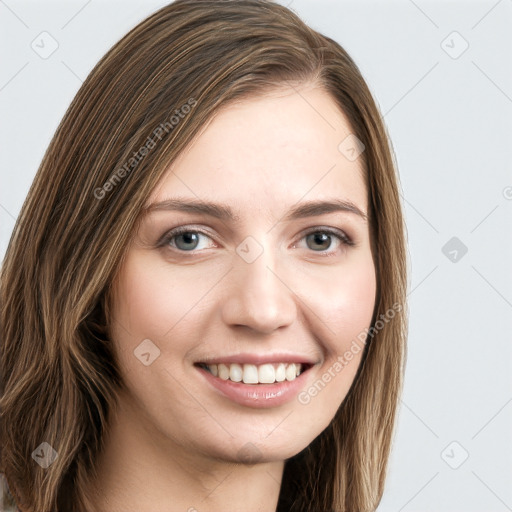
[{"x1": 89, "y1": 84, "x2": 376, "y2": 512}]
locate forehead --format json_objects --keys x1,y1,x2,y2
[{"x1": 148, "y1": 85, "x2": 367, "y2": 216}]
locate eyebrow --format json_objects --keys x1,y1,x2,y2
[{"x1": 141, "y1": 197, "x2": 367, "y2": 222}]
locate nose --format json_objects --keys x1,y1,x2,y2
[{"x1": 220, "y1": 246, "x2": 297, "y2": 335}]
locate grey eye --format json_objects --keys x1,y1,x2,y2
[
  {"x1": 306, "y1": 232, "x2": 334, "y2": 251},
  {"x1": 163, "y1": 229, "x2": 213, "y2": 252},
  {"x1": 173, "y1": 232, "x2": 201, "y2": 251}
]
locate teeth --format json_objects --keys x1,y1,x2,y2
[
  {"x1": 218, "y1": 363, "x2": 229, "y2": 380},
  {"x1": 258, "y1": 363, "x2": 275, "y2": 384},
  {"x1": 202, "y1": 362, "x2": 305, "y2": 384},
  {"x1": 285, "y1": 363, "x2": 296, "y2": 381},
  {"x1": 275, "y1": 363, "x2": 286, "y2": 382},
  {"x1": 229, "y1": 363, "x2": 243, "y2": 382},
  {"x1": 242, "y1": 364, "x2": 258, "y2": 384}
]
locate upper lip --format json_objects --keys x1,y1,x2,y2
[{"x1": 195, "y1": 353, "x2": 317, "y2": 366}]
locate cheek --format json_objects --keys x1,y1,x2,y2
[
  {"x1": 295, "y1": 256, "x2": 375, "y2": 429},
  {"x1": 108, "y1": 256, "x2": 209, "y2": 419},
  {"x1": 111, "y1": 255, "x2": 209, "y2": 345},
  {"x1": 302, "y1": 253, "x2": 376, "y2": 355},
  {"x1": 335, "y1": 264, "x2": 376, "y2": 342}
]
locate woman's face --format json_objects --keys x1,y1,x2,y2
[{"x1": 110, "y1": 85, "x2": 376, "y2": 464}]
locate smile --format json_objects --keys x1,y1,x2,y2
[
  {"x1": 194, "y1": 357, "x2": 316, "y2": 408},
  {"x1": 197, "y1": 362, "x2": 309, "y2": 384}
]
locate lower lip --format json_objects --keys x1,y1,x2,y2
[{"x1": 196, "y1": 365, "x2": 312, "y2": 408}]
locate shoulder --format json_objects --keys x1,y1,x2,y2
[{"x1": 0, "y1": 473, "x2": 21, "y2": 512}]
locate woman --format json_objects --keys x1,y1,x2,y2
[{"x1": 0, "y1": 1, "x2": 407, "y2": 510}]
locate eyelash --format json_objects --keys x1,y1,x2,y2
[{"x1": 158, "y1": 225, "x2": 355, "y2": 256}]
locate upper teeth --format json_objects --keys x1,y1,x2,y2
[{"x1": 205, "y1": 363, "x2": 303, "y2": 384}]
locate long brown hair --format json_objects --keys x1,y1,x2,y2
[{"x1": 0, "y1": 1, "x2": 407, "y2": 510}]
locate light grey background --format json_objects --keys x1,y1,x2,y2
[{"x1": 1, "y1": 1, "x2": 511, "y2": 510}]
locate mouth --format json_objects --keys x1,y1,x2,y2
[
  {"x1": 193, "y1": 357, "x2": 316, "y2": 408},
  {"x1": 194, "y1": 361, "x2": 313, "y2": 385}
]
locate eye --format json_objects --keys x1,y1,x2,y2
[
  {"x1": 297, "y1": 228, "x2": 354, "y2": 255},
  {"x1": 159, "y1": 227, "x2": 215, "y2": 252},
  {"x1": 158, "y1": 226, "x2": 354, "y2": 255}
]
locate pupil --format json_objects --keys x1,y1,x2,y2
[
  {"x1": 178, "y1": 232, "x2": 198, "y2": 250},
  {"x1": 310, "y1": 233, "x2": 330, "y2": 250}
]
